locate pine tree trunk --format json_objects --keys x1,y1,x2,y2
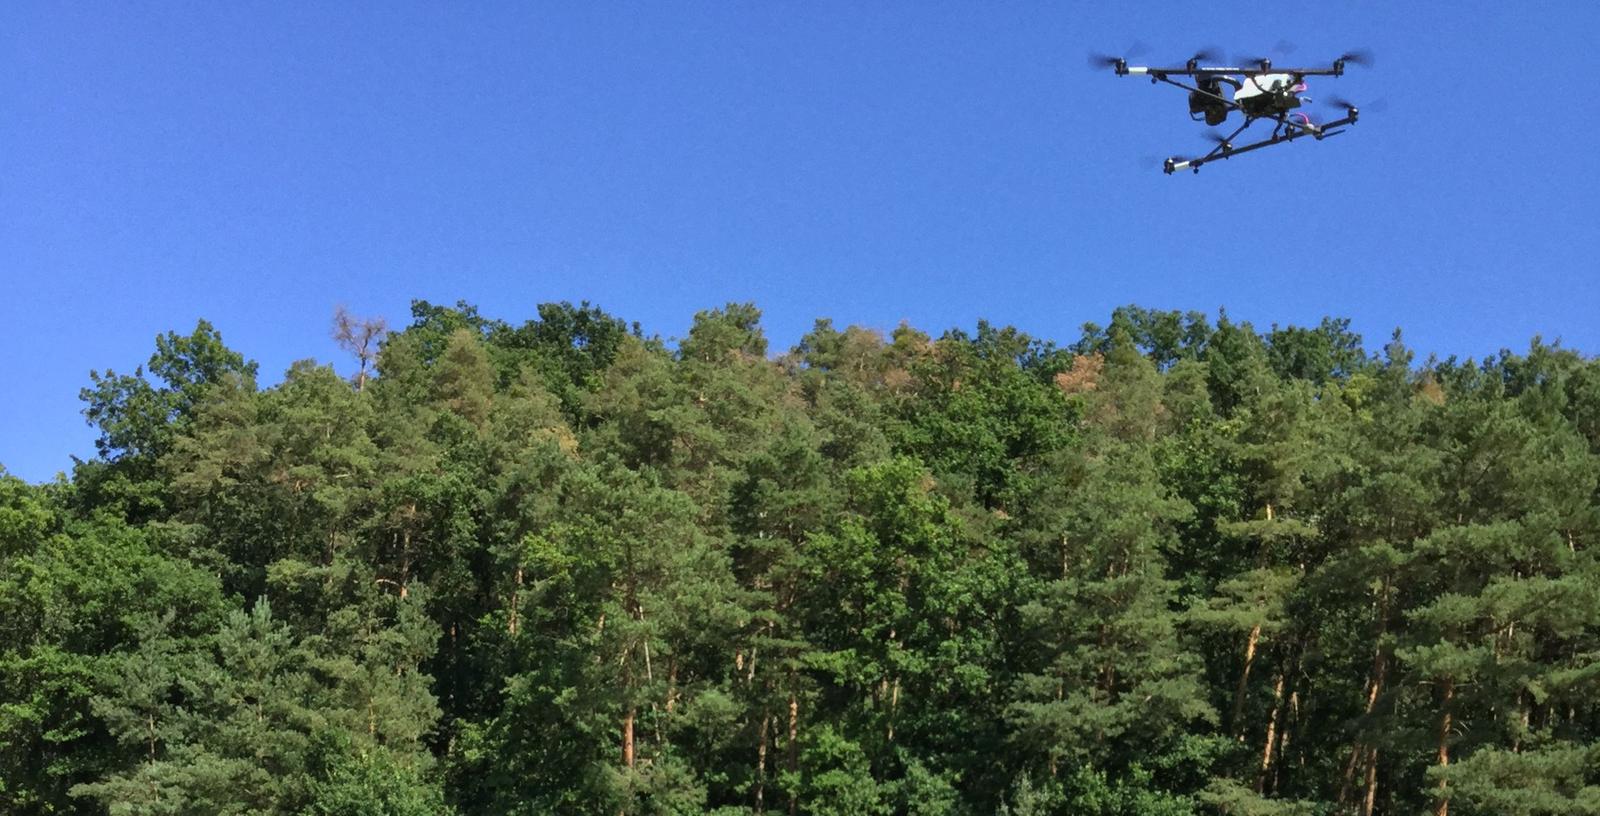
[
  {"x1": 787, "y1": 683, "x2": 800, "y2": 816},
  {"x1": 623, "y1": 706, "x2": 636, "y2": 769},
  {"x1": 1361, "y1": 745, "x2": 1379, "y2": 816},
  {"x1": 886, "y1": 627, "x2": 899, "y2": 744},
  {"x1": 1279, "y1": 688, "x2": 1300, "y2": 773},
  {"x1": 1342, "y1": 576, "x2": 1391, "y2": 810},
  {"x1": 399, "y1": 522, "x2": 413, "y2": 599},
  {"x1": 508, "y1": 566, "x2": 522, "y2": 635},
  {"x1": 1435, "y1": 676, "x2": 1454, "y2": 816},
  {"x1": 1338, "y1": 749, "x2": 1359, "y2": 809},
  {"x1": 665, "y1": 661, "x2": 679, "y2": 714},
  {"x1": 1049, "y1": 681, "x2": 1063, "y2": 779},
  {"x1": 1232, "y1": 623, "x2": 1262, "y2": 738},
  {"x1": 888, "y1": 678, "x2": 900, "y2": 743},
  {"x1": 755, "y1": 712, "x2": 770, "y2": 813},
  {"x1": 1257, "y1": 670, "x2": 1285, "y2": 792}
]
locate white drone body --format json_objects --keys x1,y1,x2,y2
[{"x1": 1232, "y1": 73, "x2": 1304, "y2": 105}]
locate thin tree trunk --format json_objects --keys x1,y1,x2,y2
[
  {"x1": 1342, "y1": 576, "x2": 1391, "y2": 810},
  {"x1": 508, "y1": 566, "x2": 522, "y2": 635},
  {"x1": 665, "y1": 661, "x2": 679, "y2": 714},
  {"x1": 623, "y1": 707, "x2": 636, "y2": 769},
  {"x1": 1257, "y1": 671, "x2": 1286, "y2": 792},
  {"x1": 787, "y1": 679, "x2": 800, "y2": 816},
  {"x1": 1232, "y1": 623, "x2": 1262, "y2": 738},
  {"x1": 1361, "y1": 745, "x2": 1379, "y2": 816},
  {"x1": 1435, "y1": 676, "x2": 1454, "y2": 816},
  {"x1": 1279, "y1": 688, "x2": 1299, "y2": 771},
  {"x1": 886, "y1": 628, "x2": 899, "y2": 743},
  {"x1": 1050, "y1": 681, "x2": 1063, "y2": 779},
  {"x1": 888, "y1": 678, "x2": 900, "y2": 743},
  {"x1": 1339, "y1": 748, "x2": 1360, "y2": 809},
  {"x1": 399, "y1": 522, "x2": 413, "y2": 599},
  {"x1": 755, "y1": 712, "x2": 770, "y2": 813},
  {"x1": 1514, "y1": 692, "x2": 1529, "y2": 753}
]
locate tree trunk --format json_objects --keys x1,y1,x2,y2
[
  {"x1": 1341, "y1": 576, "x2": 1391, "y2": 810},
  {"x1": 1279, "y1": 688, "x2": 1299, "y2": 772},
  {"x1": 1361, "y1": 745, "x2": 1379, "y2": 816},
  {"x1": 1257, "y1": 671, "x2": 1285, "y2": 793},
  {"x1": 1049, "y1": 681, "x2": 1063, "y2": 779},
  {"x1": 623, "y1": 706, "x2": 636, "y2": 769},
  {"x1": 755, "y1": 712, "x2": 770, "y2": 813},
  {"x1": 887, "y1": 678, "x2": 900, "y2": 743},
  {"x1": 665, "y1": 660, "x2": 679, "y2": 714},
  {"x1": 508, "y1": 566, "x2": 522, "y2": 635},
  {"x1": 1435, "y1": 676, "x2": 1454, "y2": 816},
  {"x1": 1232, "y1": 623, "x2": 1262, "y2": 738},
  {"x1": 787, "y1": 679, "x2": 800, "y2": 816}
]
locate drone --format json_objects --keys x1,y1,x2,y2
[{"x1": 1091, "y1": 46, "x2": 1374, "y2": 174}]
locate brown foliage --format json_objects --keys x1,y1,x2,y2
[{"x1": 1054, "y1": 353, "x2": 1104, "y2": 396}]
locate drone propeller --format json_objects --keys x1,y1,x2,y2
[
  {"x1": 1336, "y1": 48, "x2": 1375, "y2": 68},
  {"x1": 1234, "y1": 40, "x2": 1297, "y2": 67},
  {"x1": 1201, "y1": 130, "x2": 1234, "y2": 151},
  {"x1": 1087, "y1": 41, "x2": 1147, "y2": 70},
  {"x1": 1185, "y1": 46, "x2": 1224, "y2": 65},
  {"x1": 1324, "y1": 95, "x2": 1388, "y2": 114}
]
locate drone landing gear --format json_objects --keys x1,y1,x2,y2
[{"x1": 1163, "y1": 112, "x2": 1356, "y2": 174}]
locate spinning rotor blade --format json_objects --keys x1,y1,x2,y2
[
  {"x1": 1337, "y1": 48, "x2": 1375, "y2": 67},
  {"x1": 1201, "y1": 130, "x2": 1232, "y2": 147},
  {"x1": 1087, "y1": 41, "x2": 1147, "y2": 69},
  {"x1": 1324, "y1": 95, "x2": 1388, "y2": 114},
  {"x1": 1186, "y1": 46, "x2": 1223, "y2": 64},
  {"x1": 1235, "y1": 40, "x2": 1296, "y2": 66}
]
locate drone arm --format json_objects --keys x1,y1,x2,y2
[
  {"x1": 1200, "y1": 120, "x2": 1255, "y2": 160},
  {"x1": 1150, "y1": 74, "x2": 1243, "y2": 113},
  {"x1": 1122, "y1": 65, "x2": 1344, "y2": 77},
  {"x1": 1164, "y1": 112, "x2": 1359, "y2": 174}
]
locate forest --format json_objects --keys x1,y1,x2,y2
[{"x1": 2, "y1": 300, "x2": 1598, "y2": 816}]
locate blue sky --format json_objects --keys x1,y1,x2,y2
[{"x1": 4, "y1": 2, "x2": 1598, "y2": 482}]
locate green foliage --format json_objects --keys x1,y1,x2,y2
[
  {"x1": 5, "y1": 302, "x2": 1598, "y2": 816},
  {"x1": 303, "y1": 733, "x2": 452, "y2": 816}
]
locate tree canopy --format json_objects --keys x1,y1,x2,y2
[{"x1": 4, "y1": 299, "x2": 1598, "y2": 815}]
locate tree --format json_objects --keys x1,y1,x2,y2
[{"x1": 332, "y1": 306, "x2": 389, "y2": 392}]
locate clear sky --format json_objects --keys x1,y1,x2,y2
[{"x1": 4, "y1": 2, "x2": 1598, "y2": 482}]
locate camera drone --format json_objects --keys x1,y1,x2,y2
[{"x1": 1091, "y1": 46, "x2": 1374, "y2": 174}]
